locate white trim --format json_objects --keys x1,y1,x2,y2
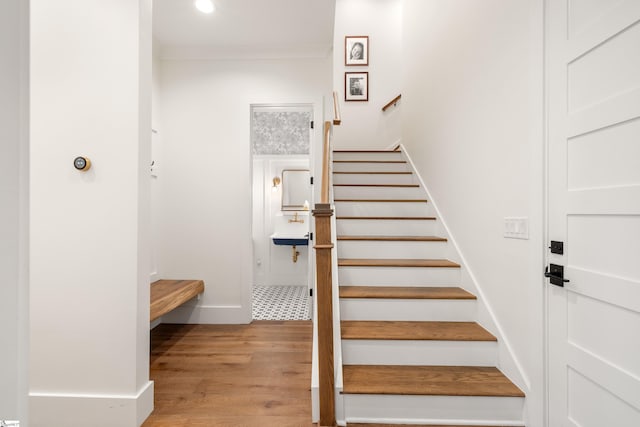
[
  {"x1": 29, "y1": 381, "x2": 154, "y2": 427},
  {"x1": 160, "y1": 304, "x2": 250, "y2": 324},
  {"x1": 400, "y1": 144, "x2": 530, "y2": 391}
]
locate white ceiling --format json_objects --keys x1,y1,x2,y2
[{"x1": 153, "y1": 0, "x2": 336, "y2": 59}]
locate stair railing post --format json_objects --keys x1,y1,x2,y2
[{"x1": 313, "y1": 202, "x2": 335, "y2": 426}]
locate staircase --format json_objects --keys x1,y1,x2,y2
[{"x1": 332, "y1": 149, "x2": 525, "y2": 426}]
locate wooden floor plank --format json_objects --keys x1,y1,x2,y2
[
  {"x1": 337, "y1": 235, "x2": 446, "y2": 242},
  {"x1": 338, "y1": 258, "x2": 460, "y2": 268},
  {"x1": 142, "y1": 321, "x2": 316, "y2": 427},
  {"x1": 341, "y1": 321, "x2": 496, "y2": 341},
  {"x1": 339, "y1": 286, "x2": 476, "y2": 300},
  {"x1": 342, "y1": 365, "x2": 525, "y2": 397}
]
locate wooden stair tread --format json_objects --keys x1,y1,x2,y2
[
  {"x1": 150, "y1": 279, "x2": 204, "y2": 322},
  {"x1": 334, "y1": 183, "x2": 419, "y2": 187},
  {"x1": 333, "y1": 160, "x2": 407, "y2": 163},
  {"x1": 339, "y1": 286, "x2": 476, "y2": 300},
  {"x1": 341, "y1": 321, "x2": 496, "y2": 341},
  {"x1": 339, "y1": 258, "x2": 460, "y2": 268},
  {"x1": 342, "y1": 365, "x2": 524, "y2": 397},
  {"x1": 337, "y1": 216, "x2": 436, "y2": 220},
  {"x1": 338, "y1": 235, "x2": 446, "y2": 242},
  {"x1": 335, "y1": 199, "x2": 427, "y2": 202}
]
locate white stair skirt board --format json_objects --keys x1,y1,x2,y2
[
  {"x1": 334, "y1": 201, "x2": 433, "y2": 217},
  {"x1": 333, "y1": 162, "x2": 411, "y2": 173},
  {"x1": 333, "y1": 152, "x2": 404, "y2": 161},
  {"x1": 340, "y1": 298, "x2": 476, "y2": 321},
  {"x1": 342, "y1": 394, "x2": 525, "y2": 425},
  {"x1": 334, "y1": 186, "x2": 425, "y2": 199},
  {"x1": 337, "y1": 219, "x2": 437, "y2": 236},
  {"x1": 337, "y1": 240, "x2": 448, "y2": 259},
  {"x1": 338, "y1": 266, "x2": 460, "y2": 286},
  {"x1": 342, "y1": 340, "x2": 498, "y2": 366},
  {"x1": 333, "y1": 173, "x2": 416, "y2": 185}
]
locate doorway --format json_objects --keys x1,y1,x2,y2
[
  {"x1": 545, "y1": 1, "x2": 640, "y2": 425},
  {"x1": 250, "y1": 104, "x2": 314, "y2": 320}
]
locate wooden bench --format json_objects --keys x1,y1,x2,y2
[{"x1": 150, "y1": 279, "x2": 205, "y2": 321}]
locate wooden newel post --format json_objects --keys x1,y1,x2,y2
[{"x1": 313, "y1": 202, "x2": 336, "y2": 427}]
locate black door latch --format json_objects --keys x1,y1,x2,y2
[{"x1": 545, "y1": 264, "x2": 570, "y2": 287}]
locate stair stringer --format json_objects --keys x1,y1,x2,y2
[{"x1": 399, "y1": 143, "x2": 531, "y2": 409}]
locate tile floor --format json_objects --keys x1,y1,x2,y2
[{"x1": 252, "y1": 285, "x2": 311, "y2": 320}]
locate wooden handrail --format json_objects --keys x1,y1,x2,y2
[
  {"x1": 333, "y1": 91, "x2": 341, "y2": 125},
  {"x1": 321, "y1": 121, "x2": 331, "y2": 203},
  {"x1": 382, "y1": 94, "x2": 402, "y2": 112}
]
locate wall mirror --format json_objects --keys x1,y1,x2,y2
[{"x1": 281, "y1": 169, "x2": 310, "y2": 211}]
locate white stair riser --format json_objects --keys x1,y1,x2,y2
[
  {"x1": 333, "y1": 173, "x2": 415, "y2": 185},
  {"x1": 337, "y1": 240, "x2": 448, "y2": 259},
  {"x1": 333, "y1": 162, "x2": 411, "y2": 173},
  {"x1": 342, "y1": 340, "x2": 497, "y2": 366},
  {"x1": 343, "y1": 395, "x2": 525, "y2": 425},
  {"x1": 339, "y1": 298, "x2": 476, "y2": 321},
  {"x1": 335, "y1": 201, "x2": 432, "y2": 217},
  {"x1": 338, "y1": 266, "x2": 460, "y2": 286},
  {"x1": 334, "y1": 186, "x2": 425, "y2": 199},
  {"x1": 337, "y1": 219, "x2": 437, "y2": 236},
  {"x1": 333, "y1": 152, "x2": 404, "y2": 161}
]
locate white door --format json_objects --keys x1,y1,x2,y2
[{"x1": 547, "y1": 1, "x2": 640, "y2": 425}]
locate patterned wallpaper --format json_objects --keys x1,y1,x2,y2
[{"x1": 252, "y1": 111, "x2": 311, "y2": 155}]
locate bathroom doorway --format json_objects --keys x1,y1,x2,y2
[{"x1": 250, "y1": 104, "x2": 314, "y2": 320}]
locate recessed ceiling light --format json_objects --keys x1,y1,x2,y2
[{"x1": 195, "y1": 0, "x2": 215, "y2": 14}]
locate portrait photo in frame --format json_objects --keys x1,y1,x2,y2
[
  {"x1": 345, "y1": 72, "x2": 368, "y2": 102},
  {"x1": 345, "y1": 36, "x2": 369, "y2": 66}
]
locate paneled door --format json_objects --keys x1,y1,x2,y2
[{"x1": 546, "y1": 0, "x2": 640, "y2": 425}]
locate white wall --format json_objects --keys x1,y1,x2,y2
[
  {"x1": 332, "y1": 0, "x2": 402, "y2": 148},
  {"x1": 253, "y1": 157, "x2": 310, "y2": 287},
  {"x1": 157, "y1": 56, "x2": 330, "y2": 324},
  {"x1": 29, "y1": 1, "x2": 153, "y2": 425},
  {"x1": 402, "y1": 1, "x2": 545, "y2": 426},
  {"x1": 0, "y1": 0, "x2": 27, "y2": 421}
]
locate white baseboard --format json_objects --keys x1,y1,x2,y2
[
  {"x1": 29, "y1": 381, "x2": 154, "y2": 427},
  {"x1": 160, "y1": 304, "x2": 251, "y2": 324}
]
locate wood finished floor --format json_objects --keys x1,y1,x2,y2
[{"x1": 142, "y1": 321, "x2": 316, "y2": 427}]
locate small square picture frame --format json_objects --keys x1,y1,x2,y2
[
  {"x1": 345, "y1": 72, "x2": 368, "y2": 102},
  {"x1": 345, "y1": 36, "x2": 369, "y2": 66}
]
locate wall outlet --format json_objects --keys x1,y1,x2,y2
[{"x1": 504, "y1": 217, "x2": 529, "y2": 240}]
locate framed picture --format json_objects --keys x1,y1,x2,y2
[
  {"x1": 345, "y1": 36, "x2": 368, "y2": 66},
  {"x1": 345, "y1": 72, "x2": 368, "y2": 102}
]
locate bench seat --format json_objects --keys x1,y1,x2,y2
[{"x1": 150, "y1": 279, "x2": 205, "y2": 321}]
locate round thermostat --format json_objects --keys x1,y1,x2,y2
[{"x1": 74, "y1": 156, "x2": 91, "y2": 171}]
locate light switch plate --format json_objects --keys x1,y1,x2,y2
[{"x1": 504, "y1": 217, "x2": 529, "y2": 240}]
